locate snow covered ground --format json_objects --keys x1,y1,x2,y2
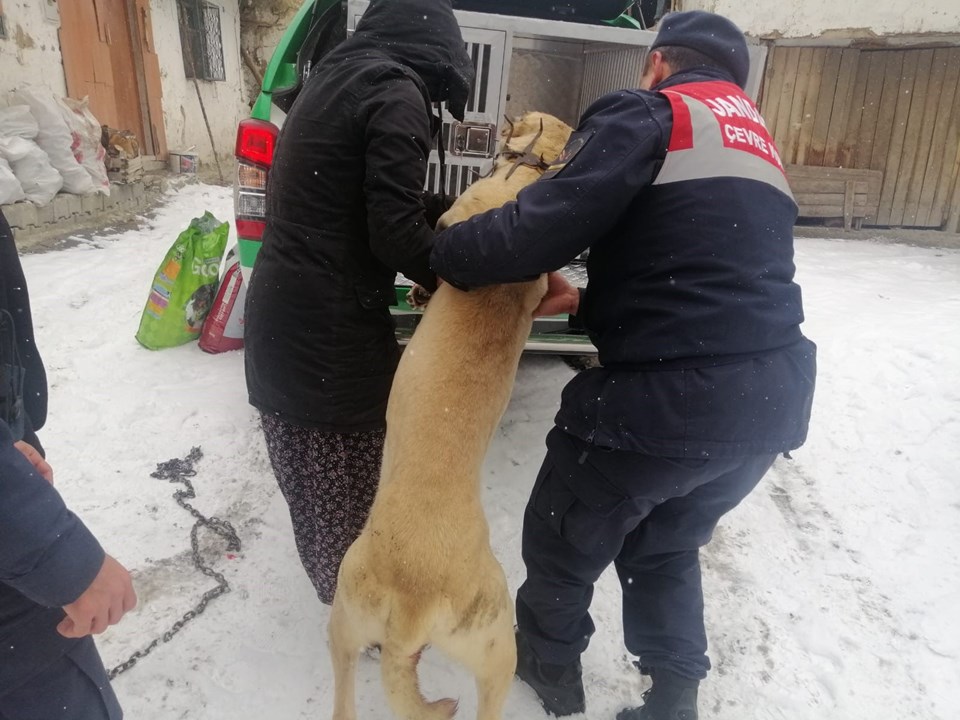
[{"x1": 20, "y1": 183, "x2": 960, "y2": 720}]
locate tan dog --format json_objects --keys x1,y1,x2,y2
[{"x1": 328, "y1": 112, "x2": 574, "y2": 720}]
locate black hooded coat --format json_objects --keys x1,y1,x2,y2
[{"x1": 244, "y1": 0, "x2": 474, "y2": 431}]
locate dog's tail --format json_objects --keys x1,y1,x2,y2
[{"x1": 381, "y1": 644, "x2": 458, "y2": 720}]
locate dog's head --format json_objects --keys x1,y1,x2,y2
[
  {"x1": 436, "y1": 111, "x2": 574, "y2": 232},
  {"x1": 500, "y1": 111, "x2": 573, "y2": 165},
  {"x1": 502, "y1": 111, "x2": 571, "y2": 141}
]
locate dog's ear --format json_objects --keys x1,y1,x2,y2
[{"x1": 501, "y1": 114, "x2": 515, "y2": 140}]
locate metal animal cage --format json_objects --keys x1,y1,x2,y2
[{"x1": 347, "y1": 2, "x2": 661, "y2": 199}]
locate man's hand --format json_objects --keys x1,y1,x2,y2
[
  {"x1": 534, "y1": 272, "x2": 580, "y2": 318},
  {"x1": 14, "y1": 440, "x2": 53, "y2": 484},
  {"x1": 58, "y1": 555, "x2": 137, "y2": 638}
]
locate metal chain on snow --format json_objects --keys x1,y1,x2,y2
[{"x1": 108, "y1": 447, "x2": 241, "y2": 679}]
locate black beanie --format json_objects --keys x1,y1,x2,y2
[{"x1": 651, "y1": 10, "x2": 750, "y2": 89}]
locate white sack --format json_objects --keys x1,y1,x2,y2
[
  {"x1": 0, "y1": 105, "x2": 40, "y2": 140},
  {"x1": 0, "y1": 157, "x2": 26, "y2": 205},
  {"x1": 61, "y1": 97, "x2": 110, "y2": 196},
  {"x1": 9, "y1": 86, "x2": 96, "y2": 195},
  {"x1": 0, "y1": 136, "x2": 64, "y2": 206}
]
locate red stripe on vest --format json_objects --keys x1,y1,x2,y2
[{"x1": 665, "y1": 91, "x2": 694, "y2": 151}]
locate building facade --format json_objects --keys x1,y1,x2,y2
[{"x1": 0, "y1": 0, "x2": 247, "y2": 167}]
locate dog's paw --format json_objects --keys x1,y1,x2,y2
[
  {"x1": 406, "y1": 284, "x2": 432, "y2": 310},
  {"x1": 427, "y1": 697, "x2": 459, "y2": 719}
]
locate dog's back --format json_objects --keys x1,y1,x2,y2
[{"x1": 329, "y1": 112, "x2": 572, "y2": 720}]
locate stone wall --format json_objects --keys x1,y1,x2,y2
[
  {"x1": 0, "y1": 0, "x2": 67, "y2": 96},
  {"x1": 3, "y1": 174, "x2": 197, "y2": 251}
]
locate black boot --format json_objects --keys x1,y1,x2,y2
[
  {"x1": 616, "y1": 667, "x2": 699, "y2": 720},
  {"x1": 515, "y1": 630, "x2": 586, "y2": 716}
]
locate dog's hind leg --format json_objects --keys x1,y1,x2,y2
[
  {"x1": 329, "y1": 593, "x2": 361, "y2": 720},
  {"x1": 439, "y1": 602, "x2": 517, "y2": 720},
  {"x1": 381, "y1": 639, "x2": 458, "y2": 720}
]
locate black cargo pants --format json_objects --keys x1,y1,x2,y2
[{"x1": 516, "y1": 426, "x2": 776, "y2": 680}]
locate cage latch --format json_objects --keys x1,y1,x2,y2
[{"x1": 450, "y1": 122, "x2": 498, "y2": 159}]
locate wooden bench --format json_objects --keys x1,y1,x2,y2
[{"x1": 785, "y1": 165, "x2": 884, "y2": 229}]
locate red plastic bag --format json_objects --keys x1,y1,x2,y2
[{"x1": 199, "y1": 258, "x2": 246, "y2": 353}]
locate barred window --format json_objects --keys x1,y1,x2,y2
[{"x1": 177, "y1": 0, "x2": 226, "y2": 82}]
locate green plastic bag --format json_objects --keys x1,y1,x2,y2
[{"x1": 136, "y1": 212, "x2": 229, "y2": 350}]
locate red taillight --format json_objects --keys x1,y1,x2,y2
[
  {"x1": 235, "y1": 119, "x2": 278, "y2": 167},
  {"x1": 235, "y1": 119, "x2": 277, "y2": 242},
  {"x1": 236, "y1": 219, "x2": 266, "y2": 239}
]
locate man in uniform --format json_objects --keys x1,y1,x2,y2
[{"x1": 430, "y1": 11, "x2": 816, "y2": 720}]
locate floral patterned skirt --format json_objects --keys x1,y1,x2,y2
[{"x1": 259, "y1": 413, "x2": 385, "y2": 604}]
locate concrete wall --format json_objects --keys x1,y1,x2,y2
[
  {"x1": 678, "y1": 0, "x2": 960, "y2": 39},
  {"x1": 151, "y1": 0, "x2": 248, "y2": 165},
  {"x1": 239, "y1": 0, "x2": 300, "y2": 104},
  {"x1": 0, "y1": 0, "x2": 66, "y2": 96}
]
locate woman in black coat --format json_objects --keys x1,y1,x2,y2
[{"x1": 243, "y1": 0, "x2": 475, "y2": 604}]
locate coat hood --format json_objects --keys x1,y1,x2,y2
[{"x1": 335, "y1": 0, "x2": 475, "y2": 121}]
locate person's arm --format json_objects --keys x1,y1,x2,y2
[
  {"x1": 0, "y1": 421, "x2": 135, "y2": 635},
  {"x1": 430, "y1": 92, "x2": 667, "y2": 288},
  {"x1": 421, "y1": 190, "x2": 452, "y2": 230},
  {"x1": 0, "y1": 423, "x2": 103, "y2": 607},
  {"x1": 360, "y1": 70, "x2": 439, "y2": 291}
]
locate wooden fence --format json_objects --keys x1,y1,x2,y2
[{"x1": 760, "y1": 46, "x2": 960, "y2": 230}]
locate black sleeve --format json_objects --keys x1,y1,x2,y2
[
  {"x1": 0, "y1": 420, "x2": 104, "y2": 607},
  {"x1": 360, "y1": 72, "x2": 439, "y2": 291},
  {"x1": 421, "y1": 190, "x2": 452, "y2": 230},
  {"x1": 430, "y1": 92, "x2": 667, "y2": 288}
]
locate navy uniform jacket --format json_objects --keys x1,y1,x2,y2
[
  {"x1": 0, "y1": 210, "x2": 48, "y2": 454},
  {"x1": 0, "y1": 418, "x2": 105, "y2": 695},
  {"x1": 431, "y1": 67, "x2": 816, "y2": 458}
]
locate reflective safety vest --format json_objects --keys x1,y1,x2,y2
[{"x1": 654, "y1": 80, "x2": 795, "y2": 203}]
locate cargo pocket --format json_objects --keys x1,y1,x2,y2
[{"x1": 530, "y1": 454, "x2": 631, "y2": 558}]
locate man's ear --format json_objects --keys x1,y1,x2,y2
[{"x1": 640, "y1": 50, "x2": 668, "y2": 90}]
